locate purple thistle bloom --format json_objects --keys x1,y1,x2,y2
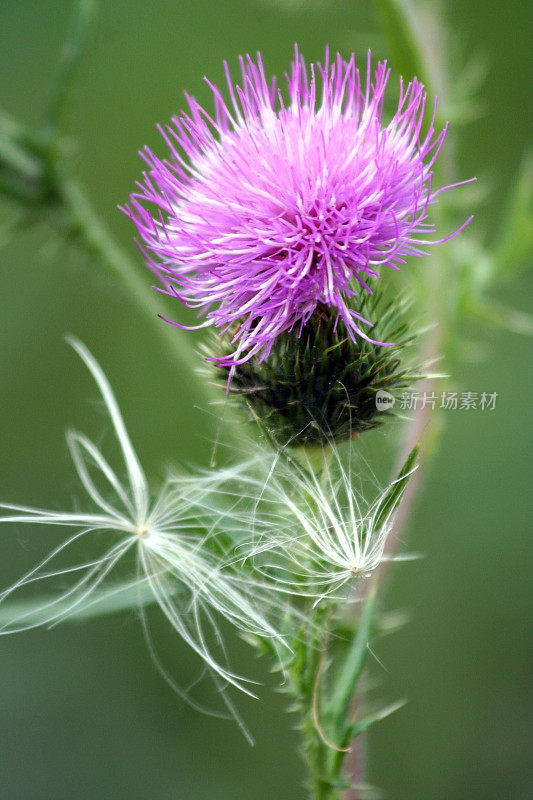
[{"x1": 124, "y1": 48, "x2": 471, "y2": 376}]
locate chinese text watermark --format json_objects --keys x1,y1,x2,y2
[{"x1": 375, "y1": 390, "x2": 499, "y2": 412}]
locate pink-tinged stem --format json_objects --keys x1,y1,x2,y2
[{"x1": 344, "y1": 326, "x2": 443, "y2": 800}]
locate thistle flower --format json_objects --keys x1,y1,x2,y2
[
  {"x1": 0, "y1": 339, "x2": 281, "y2": 697},
  {"x1": 124, "y1": 48, "x2": 471, "y2": 377}
]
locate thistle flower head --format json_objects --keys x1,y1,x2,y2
[
  {"x1": 125, "y1": 47, "x2": 470, "y2": 376},
  {"x1": 211, "y1": 289, "x2": 420, "y2": 446},
  {"x1": 0, "y1": 339, "x2": 281, "y2": 697}
]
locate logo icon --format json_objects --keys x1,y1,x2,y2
[{"x1": 375, "y1": 389, "x2": 395, "y2": 410}]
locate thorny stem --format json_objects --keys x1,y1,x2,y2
[
  {"x1": 291, "y1": 605, "x2": 342, "y2": 800},
  {"x1": 303, "y1": 702, "x2": 341, "y2": 800},
  {"x1": 294, "y1": 484, "x2": 377, "y2": 799}
]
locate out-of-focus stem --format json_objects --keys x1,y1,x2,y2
[
  {"x1": 45, "y1": 0, "x2": 96, "y2": 128},
  {"x1": 57, "y1": 175, "x2": 223, "y2": 404},
  {"x1": 1, "y1": 0, "x2": 225, "y2": 409},
  {"x1": 343, "y1": 4, "x2": 460, "y2": 795}
]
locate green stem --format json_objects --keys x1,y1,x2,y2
[
  {"x1": 302, "y1": 710, "x2": 341, "y2": 800},
  {"x1": 289, "y1": 605, "x2": 337, "y2": 800},
  {"x1": 291, "y1": 590, "x2": 379, "y2": 799},
  {"x1": 1, "y1": 0, "x2": 224, "y2": 410},
  {"x1": 45, "y1": 0, "x2": 97, "y2": 129},
  {"x1": 57, "y1": 175, "x2": 220, "y2": 402}
]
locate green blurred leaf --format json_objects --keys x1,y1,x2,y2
[
  {"x1": 46, "y1": 0, "x2": 97, "y2": 127},
  {"x1": 0, "y1": 133, "x2": 42, "y2": 182},
  {"x1": 492, "y1": 154, "x2": 533, "y2": 278},
  {"x1": 374, "y1": 0, "x2": 428, "y2": 84},
  {"x1": 467, "y1": 298, "x2": 533, "y2": 336},
  {"x1": 0, "y1": 581, "x2": 157, "y2": 627},
  {"x1": 330, "y1": 699, "x2": 406, "y2": 782}
]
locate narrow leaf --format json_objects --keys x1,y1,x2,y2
[
  {"x1": 349, "y1": 699, "x2": 407, "y2": 741},
  {"x1": 372, "y1": 444, "x2": 419, "y2": 533},
  {"x1": 468, "y1": 298, "x2": 533, "y2": 336},
  {"x1": 375, "y1": 0, "x2": 429, "y2": 86},
  {"x1": 0, "y1": 581, "x2": 157, "y2": 627},
  {"x1": 330, "y1": 698, "x2": 407, "y2": 778},
  {"x1": 325, "y1": 589, "x2": 378, "y2": 737},
  {"x1": 493, "y1": 154, "x2": 533, "y2": 278},
  {"x1": 46, "y1": 0, "x2": 97, "y2": 126}
]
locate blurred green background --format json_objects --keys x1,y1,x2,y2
[{"x1": 1, "y1": 1, "x2": 531, "y2": 798}]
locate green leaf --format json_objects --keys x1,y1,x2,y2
[
  {"x1": 46, "y1": 0, "x2": 97, "y2": 127},
  {"x1": 0, "y1": 581, "x2": 158, "y2": 627},
  {"x1": 492, "y1": 154, "x2": 533, "y2": 278},
  {"x1": 349, "y1": 699, "x2": 406, "y2": 739},
  {"x1": 330, "y1": 699, "x2": 406, "y2": 779},
  {"x1": 372, "y1": 444, "x2": 419, "y2": 533},
  {"x1": 467, "y1": 297, "x2": 533, "y2": 336},
  {"x1": 325, "y1": 589, "x2": 378, "y2": 738},
  {"x1": 374, "y1": 0, "x2": 429, "y2": 85}
]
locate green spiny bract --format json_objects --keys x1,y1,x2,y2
[{"x1": 206, "y1": 292, "x2": 420, "y2": 447}]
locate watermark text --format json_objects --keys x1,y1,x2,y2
[{"x1": 375, "y1": 390, "x2": 499, "y2": 411}]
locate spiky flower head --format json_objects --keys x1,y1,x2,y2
[
  {"x1": 125, "y1": 48, "x2": 469, "y2": 377},
  {"x1": 208, "y1": 290, "x2": 420, "y2": 446},
  {"x1": 0, "y1": 339, "x2": 282, "y2": 701}
]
